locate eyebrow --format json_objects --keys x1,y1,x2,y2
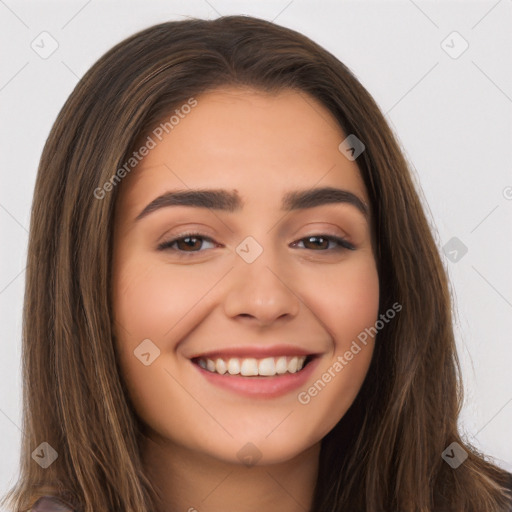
[{"x1": 134, "y1": 186, "x2": 369, "y2": 222}]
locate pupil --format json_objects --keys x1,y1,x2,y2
[
  {"x1": 182, "y1": 237, "x2": 200, "y2": 250},
  {"x1": 308, "y1": 236, "x2": 327, "y2": 249}
]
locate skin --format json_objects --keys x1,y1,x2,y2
[{"x1": 111, "y1": 86, "x2": 380, "y2": 512}]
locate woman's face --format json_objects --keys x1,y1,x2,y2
[{"x1": 112, "y1": 86, "x2": 379, "y2": 465}]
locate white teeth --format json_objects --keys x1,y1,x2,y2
[
  {"x1": 197, "y1": 355, "x2": 308, "y2": 376},
  {"x1": 215, "y1": 358, "x2": 227, "y2": 375},
  {"x1": 275, "y1": 356, "x2": 288, "y2": 374},
  {"x1": 227, "y1": 358, "x2": 240, "y2": 375},
  {"x1": 258, "y1": 357, "x2": 276, "y2": 376},
  {"x1": 240, "y1": 358, "x2": 259, "y2": 376},
  {"x1": 288, "y1": 357, "x2": 298, "y2": 373}
]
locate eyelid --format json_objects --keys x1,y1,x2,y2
[
  {"x1": 156, "y1": 232, "x2": 219, "y2": 253},
  {"x1": 156, "y1": 230, "x2": 356, "y2": 255}
]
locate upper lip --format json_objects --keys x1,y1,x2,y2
[{"x1": 189, "y1": 344, "x2": 319, "y2": 360}]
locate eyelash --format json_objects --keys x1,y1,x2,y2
[{"x1": 157, "y1": 232, "x2": 355, "y2": 256}]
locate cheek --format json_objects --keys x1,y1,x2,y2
[
  {"x1": 112, "y1": 256, "x2": 207, "y2": 342},
  {"x1": 111, "y1": 255, "x2": 195, "y2": 396},
  {"x1": 337, "y1": 257, "x2": 380, "y2": 340},
  {"x1": 111, "y1": 256, "x2": 208, "y2": 431},
  {"x1": 299, "y1": 253, "x2": 380, "y2": 346},
  {"x1": 289, "y1": 254, "x2": 379, "y2": 439}
]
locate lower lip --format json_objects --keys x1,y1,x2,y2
[{"x1": 191, "y1": 356, "x2": 321, "y2": 398}]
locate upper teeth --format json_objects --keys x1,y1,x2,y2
[{"x1": 196, "y1": 356, "x2": 308, "y2": 376}]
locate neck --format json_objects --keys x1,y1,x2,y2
[{"x1": 141, "y1": 433, "x2": 321, "y2": 512}]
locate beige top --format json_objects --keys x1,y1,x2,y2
[{"x1": 29, "y1": 496, "x2": 74, "y2": 512}]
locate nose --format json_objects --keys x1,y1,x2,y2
[{"x1": 223, "y1": 253, "x2": 301, "y2": 327}]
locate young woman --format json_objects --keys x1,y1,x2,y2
[{"x1": 2, "y1": 15, "x2": 511, "y2": 512}]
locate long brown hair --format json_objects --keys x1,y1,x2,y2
[{"x1": 2, "y1": 15, "x2": 510, "y2": 512}]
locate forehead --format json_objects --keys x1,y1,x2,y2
[{"x1": 117, "y1": 87, "x2": 369, "y2": 215}]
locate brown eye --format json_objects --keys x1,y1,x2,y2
[
  {"x1": 157, "y1": 233, "x2": 217, "y2": 254},
  {"x1": 302, "y1": 236, "x2": 330, "y2": 250},
  {"x1": 292, "y1": 235, "x2": 355, "y2": 251},
  {"x1": 157, "y1": 232, "x2": 355, "y2": 257},
  {"x1": 174, "y1": 236, "x2": 203, "y2": 251}
]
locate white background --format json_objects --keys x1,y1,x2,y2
[{"x1": 1, "y1": 0, "x2": 511, "y2": 501}]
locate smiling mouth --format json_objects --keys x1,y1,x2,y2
[{"x1": 191, "y1": 354, "x2": 317, "y2": 377}]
